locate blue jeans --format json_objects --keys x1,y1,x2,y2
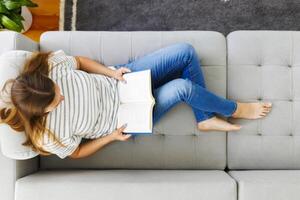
[{"x1": 114, "y1": 43, "x2": 237, "y2": 126}]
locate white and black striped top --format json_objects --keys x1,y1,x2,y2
[{"x1": 41, "y1": 50, "x2": 120, "y2": 159}]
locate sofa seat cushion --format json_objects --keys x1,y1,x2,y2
[
  {"x1": 16, "y1": 170, "x2": 236, "y2": 200},
  {"x1": 229, "y1": 170, "x2": 300, "y2": 200}
]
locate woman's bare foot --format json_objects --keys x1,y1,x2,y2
[
  {"x1": 197, "y1": 116, "x2": 242, "y2": 132},
  {"x1": 232, "y1": 102, "x2": 272, "y2": 119}
]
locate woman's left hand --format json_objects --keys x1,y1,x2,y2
[{"x1": 112, "y1": 67, "x2": 131, "y2": 83}]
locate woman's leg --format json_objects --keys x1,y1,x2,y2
[
  {"x1": 151, "y1": 78, "x2": 237, "y2": 126},
  {"x1": 114, "y1": 43, "x2": 272, "y2": 128},
  {"x1": 115, "y1": 42, "x2": 219, "y2": 122},
  {"x1": 151, "y1": 78, "x2": 271, "y2": 131}
]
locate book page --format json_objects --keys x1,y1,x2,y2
[
  {"x1": 118, "y1": 70, "x2": 152, "y2": 103},
  {"x1": 117, "y1": 102, "x2": 153, "y2": 133}
]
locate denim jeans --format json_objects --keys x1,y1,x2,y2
[{"x1": 114, "y1": 43, "x2": 237, "y2": 126}]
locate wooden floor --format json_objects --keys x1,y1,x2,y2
[{"x1": 24, "y1": 0, "x2": 60, "y2": 42}]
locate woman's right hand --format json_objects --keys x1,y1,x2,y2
[{"x1": 110, "y1": 123, "x2": 132, "y2": 141}]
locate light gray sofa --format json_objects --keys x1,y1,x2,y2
[{"x1": 0, "y1": 30, "x2": 299, "y2": 200}]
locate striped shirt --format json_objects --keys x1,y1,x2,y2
[{"x1": 41, "y1": 50, "x2": 120, "y2": 159}]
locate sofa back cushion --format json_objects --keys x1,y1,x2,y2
[
  {"x1": 227, "y1": 31, "x2": 300, "y2": 169},
  {"x1": 39, "y1": 31, "x2": 227, "y2": 169}
]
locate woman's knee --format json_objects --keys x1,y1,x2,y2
[
  {"x1": 171, "y1": 78, "x2": 193, "y2": 96},
  {"x1": 174, "y1": 42, "x2": 196, "y2": 62}
]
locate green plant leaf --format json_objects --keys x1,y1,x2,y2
[
  {"x1": 21, "y1": 0, "x2": 38, "y2": 7},
  {"x1": 8, "y1": 9, "x2": 24, "y2": 20},
  {"x1": 0, "y1": 14, "x2": 22, "y2": 32},
  {"x1": 3, "y1": 0, "x2": 38, "y2": 10},
  {"x1": 12, "y1": 7, "x2": 21, "y2": 14},
  {"x1": 0, "y1": 0, "x2": 37, "y2": 31},
  {"x1": 8, "y1": 11, "x2": 24, "y2": 30},
  {"x1": 3, "y1": 1, "x2": 22, "y2": 10},
  {"x1": 0, "y1": 2, "x2": 9, "y2": 14}
]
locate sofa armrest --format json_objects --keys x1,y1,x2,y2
[
  {"x1": 0, "y1": 31, "x2": 39, "y2": 200},
  {"x1": 0, "y1": 31, "x2": 38, "y2": 54},
  {"x1": 0, "y1": 146, "x2": 39, "y2": 200}
]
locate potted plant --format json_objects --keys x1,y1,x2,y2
[{"x1": 0, "y1": 0, "x2": 38, "y2": 33}]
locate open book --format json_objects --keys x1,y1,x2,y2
[{"x1": 117, "y1": 69, "x2": 155, "y2": 133}]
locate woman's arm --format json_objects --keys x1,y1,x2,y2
[
  {"x1": 69, "y1": 124, "x2": 131, "y2": 159},
  {"x1": 75, "y1": 56, "x2": 115, "y2": 77},
  {"x1": 75, "y1": 56, "x2": 131, "y2": 82}
]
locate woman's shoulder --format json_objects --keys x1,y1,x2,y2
[
  {"x1": 47, "y1": 50, "x2": 66, "y2": 73},
  {"x1": 48, "y1": 50, "x2": 78, "y2": 74},
  {"x1": 40, "y1": 131, "x2": 82, "y2": 159},
  {"x1": 48, "y1": 50, "x2": 68, "y2": 67}
]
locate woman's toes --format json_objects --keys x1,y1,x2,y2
[
  {"x1": 232, "y1": 101, "x2": 273, "y2": 120},
  {"x1": 259, "y1": 103, "x2": 272, "y2": 118},
  {"x1": 263, "y1": 102, "x2": 272, "y2": 108},
  {"x1": 232, "y1": 124, "x2": 242, "y2": 130}
]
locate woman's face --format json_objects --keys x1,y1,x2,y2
[{"x1": 45, "y1": 84, "x2": 64, "y2": 113}]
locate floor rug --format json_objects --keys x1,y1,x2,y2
[{"x1": 60, "y1": 0, "x2": 300, "y2": 35}]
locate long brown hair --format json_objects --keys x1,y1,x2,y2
[{"x1": 0, "y1": 52, "x2": 64, "y2": 155}]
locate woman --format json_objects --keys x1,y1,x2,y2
[{"x1": 0, "y1": 43, "x2": 272, "y2": 159}]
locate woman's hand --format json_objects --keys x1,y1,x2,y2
[
  {"x1": 70, "y1": 124, "x2": 131, "y2": 159},
  {"x1": 112, "y1": 67, "x2": 131, "y2": 83},
  {"x1": 110, "y1": 123, "x2": 132, "y2": 141}
]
